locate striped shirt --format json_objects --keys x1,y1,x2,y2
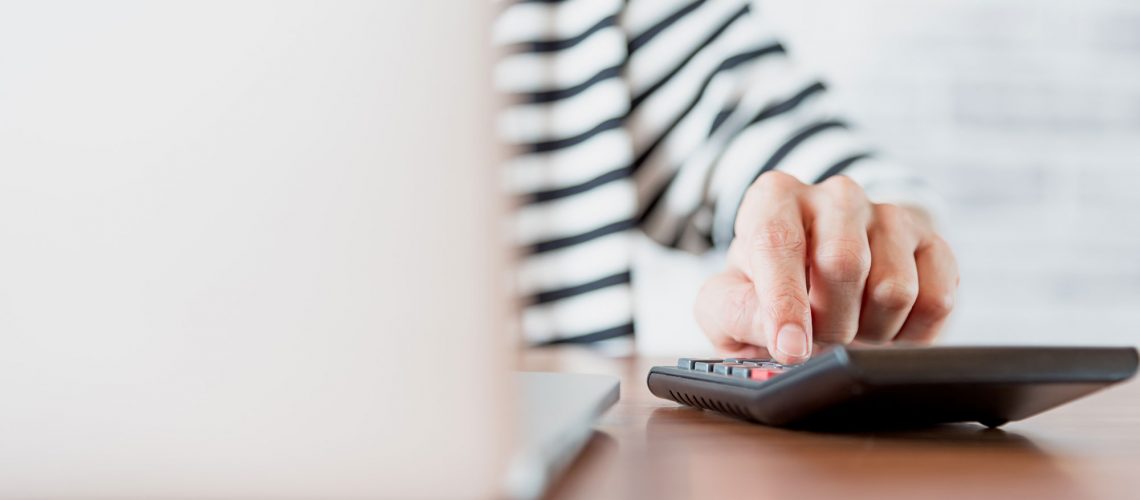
[{"x1": 495, "y1": 0, "x2": 935, "y2": 348}]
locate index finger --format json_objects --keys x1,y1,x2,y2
[{"x1": 735, "y1": 172, "x2": 813, "y2": 364}]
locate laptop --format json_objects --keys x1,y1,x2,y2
[{"x1": 0, "y1": 2, "x2": 615, "y2": 498}]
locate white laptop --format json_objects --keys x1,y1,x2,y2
[{"x1": 0, "y1": 2, "x2": 616, "y2": 498}]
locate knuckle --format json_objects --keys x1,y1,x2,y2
[
  {"x1": 749, "y1": 220, "x2": 806, "y2": 255},
  {"x1": 923, "y1": 237, "x2": 961, "y2": 279},
  {"x1": 752, "y1": 170, "x2": 801, "y2": 193},
  {"x1": 870, "y1": 279, "x2": 919, "y2": 310},
  {"x1": 927, "y1": 234, "x2": 950, "y2": 251},
  {"x1": 820, "y1": 173, "x2": 859, "y2": 191},
  {"x1": 765, "y1": 288, "x2": 810, "y2": 323},
  {"x1": 914, "y1": 291, "x2": 955, "y2": 320},
  {"x1": 924, "y1": 235, "x2": 956, "y2": 259},
  {"x1": 813, "y1": 240, "x2": 870, "y2": 283},
  {"x1": 872, "y1": 203, "x2": 910, "y2": 230},
  {"x1": 818, "y1": 175, "x2": 866, "y2": 207}
]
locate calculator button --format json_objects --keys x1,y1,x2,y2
[
  {"x1": 677, "y1": 358, "x2": 722, "y2": 370},
  {"x1": 714, "y1": 363, "x2": 752, "y2": 376},
  {"x1": 749, "y1": 369, "x2": 780, "y2": 381},
  {"x1": 692, "y1": 361, "x2": 719, "y2": 373},
  {"x1": 729, "y1": 366, "x2": 754, "y2": 379}
]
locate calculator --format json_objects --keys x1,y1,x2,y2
[{"x1": 647, "y1": 346, "x2": 1139, "y2": 429}]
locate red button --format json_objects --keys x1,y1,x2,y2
[{"x1": 749, "y1": 369, "x2": 779, "y2": 381}]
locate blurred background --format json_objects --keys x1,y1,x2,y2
[{"x1": 637, "y1": 0, "x2": 1140, "y2": 353}]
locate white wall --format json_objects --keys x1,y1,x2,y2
[{"x1": 637, "y1": 0, "x2": 1140, "y2": 354}]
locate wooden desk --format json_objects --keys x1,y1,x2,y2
[{"x1": 523, "y1": 347, "x2": 1140, "y2": 500}]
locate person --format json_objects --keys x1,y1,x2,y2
[{"x1": 494, "y1": 0, "x2": 958, "y2": 365}]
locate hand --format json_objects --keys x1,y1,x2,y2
[{"x1": 694, "y1": 172, "x2": 958, "y2": 364}]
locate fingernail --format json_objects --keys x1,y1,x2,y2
[{"x1": 775, "y1": 324, "x2": 810, "y2": 358}]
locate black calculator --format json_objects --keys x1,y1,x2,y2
[{"x1": 647, "y1": 346, "x2": 1139, "y2": 429}]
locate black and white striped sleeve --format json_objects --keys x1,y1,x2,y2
[
  {"x1": 495, "y1": 0, "x2": 639, "y2": 347},
  {"x1": 623, "y1": 0, "x2": 938, "y2": 253}
]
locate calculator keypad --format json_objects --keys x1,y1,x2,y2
[
  {"x1": 678, "y1": 359, "x2": 721, "y2": 370},
  {"x1": 675, "y1": 358, "x2": 788, "y2": 382}
]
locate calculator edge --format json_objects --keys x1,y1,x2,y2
[{"x1": 646, "y1": 348, "x2": 865, "y2": 426}]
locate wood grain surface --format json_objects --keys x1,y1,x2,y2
[{"x1": 522, "y1": 347, "x2": 1140, "y2": 500}]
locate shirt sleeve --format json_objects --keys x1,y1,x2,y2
[{"x1": 619, "y1": 2, "x2": 941, "y2": 253}]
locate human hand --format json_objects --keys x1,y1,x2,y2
[{"x1": 694, "y1": 172, "x2": 958, "y2": 365}]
